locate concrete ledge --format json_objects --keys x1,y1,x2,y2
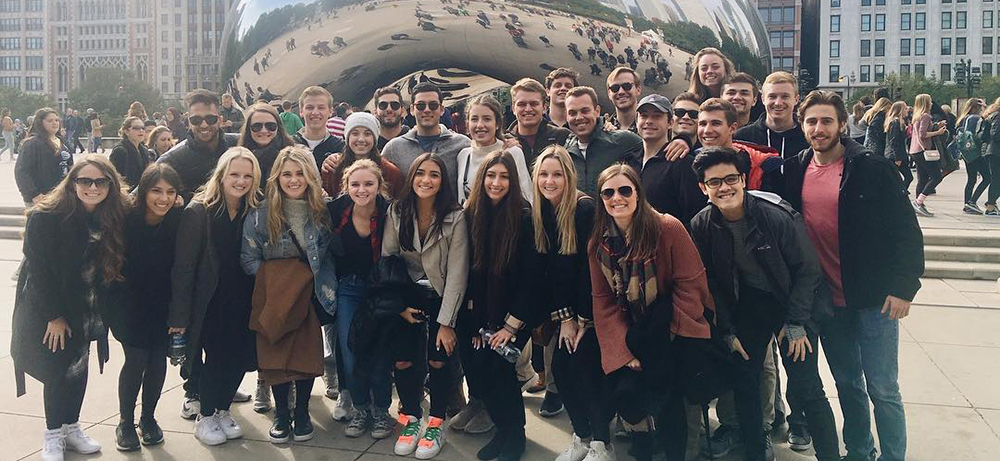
[
  {"x1": 925, "y1": 260, "x2": 1000, "y2": 280},
  {"x1": 925, "y1": 245, "x2": 1000, "y2": 264},
  {"x1": 923, "y1": 228, "x2": 1000, "y2": 247},
  {"x1": 0, "y1": 226, "x2": 23, "y2": 240}
]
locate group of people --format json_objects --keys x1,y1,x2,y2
[{"x1": 11, "y1": 44, "x2": 923, "y2": 461}]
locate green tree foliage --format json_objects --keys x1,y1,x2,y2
[
  {"x1": 657, "y1": 20, "x2": 719, "y2": 55},
  {"x1": 0, "y1": 85, "x2": 55, "y2": 121},
  {"x1": 858, "y1": 73, "x2": 1000, "y2": 107},
  {"x1": 68, "y1": 67, "x2": 164, "y2": 133},
  {"x1": 720, "y1": 35, "x2": 767, "y2": 82}
]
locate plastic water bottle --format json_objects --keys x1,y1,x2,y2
[
  {"x1": 479, "y1": 328, "x2": 521, "y2": 363},
  {"x1": 169, "y1": 333, "x2": 186, "y2": 366}
]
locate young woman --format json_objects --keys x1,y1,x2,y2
[
  {"x1": 108, "y1": 164, "x2": 182, "y2": 451},
  {"x1": 329, "y1": 159, "x2": 395, "y2": 440},
  {"x1": 15, "y1": 108, "x2": 74, "y2": 206},
  {"x1": 110, "y1": 116, "x2": 155, "y2": 190},
  {"x1": 147, "y1": 125, "x2": 176, "y2": 159},
  {"x1": 383, "y1": 153, "x2": 469, "y2": 460},
  {"x1": 528, "y1": 146, "x2": 609, "y2": 461},
  {"x1": 322, "y1": 112, "x2": 403, "y2": 197},
  {"x1": 980, "y1": 97, "x2": 1000, "y2": 216},
  {"x1": 687, "y1": 47, "x2": 734, "y2": 102},
  {"x1": 908, "y1": 94, "x2": 948, "y2": 217},
  {"x1": 957, "y1": 98, "x2": 990, "y2": 214},
  {"x1": 862, "y1": 97, "x2": 891, "y2": 158},
  {"x1": 847, "y1": 102, "x2": 867, "y2": 145},
  {"x1": 884, "y1": 101, "x2": 913, "y2": 191},
  {"x1": 456, "y1": 95, "x2": 532, "y2": 205},
  {"x1": 2, "y1": 107, "x2": 15, "y2": 160},
  {"x1": 12, "y1": 155, "x2": 130, "y2": 461},
  {"x1": 89, "y1": 112, "x2": 105, "y2": 154},
  {"x1": 237, "y1": 103, "x2": 296, "y2": 187},
  {"x1": 589, "y1": 164, "x2": 714, "y2": 461},
  {"x1": 241, "y1": 145, "x2": 334, "y2": 444},
  {"x1": 169, "y1": 146, "x2": 261, "y2": 447},
  {"x1": 128, "y1": 101, "x2": 149, "y2": 121}
]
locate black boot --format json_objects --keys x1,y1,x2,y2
[
  {"x1": 630, "y1": 431, "x2": 655, "y2": 461},
  {"x1": 498, "y1": 429, "x2": 526, "y2": 461},
  {"x1": 477, "y1": 429, "x2": 506, "y2": 460},
  {"x1": 293, "y1": 401, "x2": 314, "y2": 442},
  {"x1": 269, "y1": 410, "x2": 292, "y2": 444}
]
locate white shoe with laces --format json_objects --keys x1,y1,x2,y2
[
  {"x1": 194, "y1": 413, "x2": 227, "y2": 446},
  {"x1": 62, "y1": 423, "x2": 101, "y2": 454},
  {"x1": 41, "y1": 428, "x2": 65, "y2": 461},
  {"x1": 181, "y1": 397, "x2": 200, "y2": 420},
  {"x1": 332, "y1": 389, "x2": 354, "y2": 421},
  {"x1": 556, "y1": 433, "x2": 590, "y2": 461},
  {"x1": 216, "y1": 410, "x2": 244, "y2": 439},
  {"x1": 582, "y1": 440, "x2": 616, "y2": 461}
]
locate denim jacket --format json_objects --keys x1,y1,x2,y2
[{"x1": 241, "y1": 202, "x2": 338, "y2": 316}]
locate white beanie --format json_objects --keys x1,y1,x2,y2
[{"x1": 344, "y1": 112, "x2": 380, "y2": 139}]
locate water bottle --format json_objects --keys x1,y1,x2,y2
[
  {"x1": 479, "y1": 328, "x2": 521, "y2": 363},
  {"x1": 169, "y1": 332, "x2": 186, "y2": 366}
]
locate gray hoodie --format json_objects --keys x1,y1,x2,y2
[{"x1": 382, "y1": 124, "x2": 471, "y2": 195}]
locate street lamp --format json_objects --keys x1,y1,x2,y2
[{"x1": 840, "y1": 71, "x2": 857, "y2": 100}]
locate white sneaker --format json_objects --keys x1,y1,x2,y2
[
  {"x1": 332, "y1": 389, "x2": 354, "y2": 421},
  {"x1": 253, "y1": 378, "x2": 272, "y2": 413},
  {"x1": 556, "y1": 434, "x2": 590, "y2": 461},
  {"x1": 216, "y1": 410, "x2": 244, "y2": 439},
  {"x1": 41, "y1": 428, "x2": 65, "y2": 461},
  {"x1": 194, "y1": 413, "x2": 227, "y2": 446},
  {"x1": 414, "y1": 416, "x2": 446, "y2": 460},
  {"x1": 582, "y1": 440, "x2": 616, "y2": 461},
  {"x1": 62, "y1": 423, "x2": 101, "y2": 454},
  {"x1": 394, "y1": 414, "x2": 421, "y2": 456},
  {"x1": 181, "y1": 397, "x2": 201, "y2": 420}
]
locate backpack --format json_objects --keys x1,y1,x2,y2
[{"x1": 957, "y1": 116, "x2": 983, "y2": 162}]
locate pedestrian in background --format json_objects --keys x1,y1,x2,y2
[
  {"x1": 15, "y1": 108, "x2": 74, "y2": 206},
  {"x1": 110, "y1": 117, "x2": 154, "y2": 190}
]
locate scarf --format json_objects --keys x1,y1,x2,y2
[{"x1": 596, "y1": 222, "x2": 658, "y2": 322}]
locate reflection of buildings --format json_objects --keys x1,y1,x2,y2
[{"x1": 756, "y1": 0, "x2": 818, "y2": 89}]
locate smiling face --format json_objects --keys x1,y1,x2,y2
[
  {"x1": 222, "y1": 157, "x2": 255, "y2": 203},
  {"x1": 722, "y1": 82, "x2": 756, "y2": 116},
  {"x1": 513, "y1": 89, "x2": 546, "y2": 129},
  {"x1": 278, "y1": 159, "x2": 307, "y2": 199},
  {"x1": 637, "y1": 106, "x2": 670, "y2": 143},
  {"x1": 411, "y1": 91, "x2": 444, "y2": 130},
  {"x1": 600, "y1": 174, "x2": 638, "y2": 226},
  {"x1": 74, "y1": 165, "x2": 110, "y2": 211},
  {"x1": 300, "y1": 95, "x2": 333, "y2": 132},
  {"x1": 698, "y1": 110, "x2": 736, "y2": 147},
  {"x1": 536, "y1": 157, "x2": 566, "y2": 205},
  {"x1": 548, "y1": 77, "x2": 575, "y2": 107},
  {"x1": 672, "y1": 100, "x2": 699, "y2": 137},
  {"x1": 347, "y1": 168, "x2": 379, "y2": 207},
  {"x1": 484, "y1": 162, "x2": 511, "y2": 205},
  {"x1": 763, "y1": 82, "x2": 798, "y2": 124},
  {"x1": 249, "y1": 111, "x2": 278, "y2": 147},
  {"x1": 468, "y1": 104, "x2": 498, "y2": 145},
  {"x1": 565, "y1": 94, "x2": 599, "y2": 139},
  {"x1": 188, "y1": 102, "x2": 220, "y2": 143},
  {"x1": 802, "y1": 104, "x2": 845, "y2": 154},
  {"x1": 412, "y1": 159, "x2": 442, "y2": 200},
  {"x1": 375, "y1": 93, "x2": 403, "y2": 128},
  {"x1": 347, "y1": 126, "x2": 375, "y2": 157},
  {"x1": 146, "y1": 178, "x2": 177, "y2": 218},
  {"x1": 698, "y1": 54, "x2": 726, "y2": 89},
  {"x1": 126, "y1": 120, "x2": 146, "y2": 144},
  {"x1": 608, "y1": 72, "x2": 641, "y2": 112},
  {"x1": 698, "y1": 163, "x2": 744, "y2": 215}
]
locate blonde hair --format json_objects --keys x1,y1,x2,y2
[
  {"x1": 912, "y1": 94, "x2": 932, "y2": 124},
  {"x1": 862, "y1": 97, "x2": 892, "y2": 125},
  {"x1": 982, "y1": 97, "x2": 1000, "y2": 120},
  {"x1": 531, "y1": 145, "x2": 581, "y2": 255},
  {"x1": 264, "y1": 145, "x2": 330, "y2": 244},
  {"x1": 192, "y1": 146, "x2": 262, "y2": 212},
  {"x1": 606, "y1": 66, "x2": 640, "y2": 87},
  {"x1": 340, "y1": 158, "x2": 388, "y2": 198},
  {"x1": 298, "y1": 85, "x2": 333, "y2": 109},
  {"x1": 762, "y1": 71, "x2": 798, "y2": 93},
  {"x1": 957, "y1": 98, "x2": 985, "y2": 125},
  {"x1": 884, "y1": 101, "x2": 908, "y2": 133}
]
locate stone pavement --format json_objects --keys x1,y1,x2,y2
[{"x1": 1, "y1": 162, "x2": 999, "y2": 461}]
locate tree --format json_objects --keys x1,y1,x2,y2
[
  {"x1": 0, "y1": 86, "x2": 55, "y2": 121},
  {"x1": 658, "y1": 20, "x2": 719, "y2": 55},
  {"x1": 720, "y1": 35, "x2": 767, "y2": 82},
  {"x1": 68, "y1": 67, "x2": 164, "y2": 133}
]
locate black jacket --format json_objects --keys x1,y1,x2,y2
[
  {"x1": 293, "y1": 130, "x2": 345, "y2": 172},
  {"x1": 864, "y1": 112, "x2": 887, "y2": 158},
  {"x1": 690, "y1": 191, "x2": 827, "y2": 335},
  {"x1": 14, "y1": 137, "x2": 74, "y2": 203},
  {"x1": 781, "y1": 137, "x2": 924, "y2": 307},
  {"x1": 564, "y1": 117, "x2": 643, "y2": 196},
  {"x1": 539, "y1": 195, "x2": 595, "y2": 322},
  {"x1": 885, "y1": 119, "x2": 908, "y2": 162},
  {"x1": 506, "y1": 121, "x2": 571, "y2": 168},
  {"x1": 735, "y1": 113, "x2": 810, "y2": 159},
  {"x1": 156, "y1": 131, "x2": 239, "y2": 200},
  {"x1": 641, "y1": 142, "x2": 707, "y2": 229},
  {"x1": 110, "y1": 140, "x2": 153, "y2": 190}
]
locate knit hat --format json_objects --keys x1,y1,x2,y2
[{"x1": 344, "y1": 112, "x2": 380, "y2": 139}]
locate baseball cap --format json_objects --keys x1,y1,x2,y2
[{"x1": 637, "y1": 94, "x2": 671, "y2": 113}]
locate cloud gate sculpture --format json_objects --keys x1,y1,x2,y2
[{"x1": 221, "y1": 0, "x2": 770, "y2": 109}]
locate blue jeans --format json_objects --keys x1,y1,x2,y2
[
  {"x1": 336, "y1": 275, "x2": 391, "y2": 410},
  {"x1": 821, "y1": 305, "x2": 906, "y2": 461}
]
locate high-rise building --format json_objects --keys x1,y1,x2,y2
[
  {"x1": 820, "y1": 0, "x2": 994, "y2": 96},
  {"x1": 756, "y1": 0, "x2": 820, "y2": 89}
]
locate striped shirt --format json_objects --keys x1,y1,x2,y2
[{"x1": 326, "y1": 116, "x2": 345, "y2": 139}]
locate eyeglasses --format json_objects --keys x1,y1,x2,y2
[
  {"x1": 378, "y1": 101, "x2": 402, "y2": 111},
  {"x1": 600, "y1": 185, "x2": 634, "y2": 200},
  {"x1": 609, "y1": 82, "x2": 634, "y2": 93},
  {"x1": 188, "y1": 115, "x2": 219, "y2": 126},
  {"x1": 413, "y1": 101, "x2": 440, "y2": 112},
  {"x1": 703, "y1": 174, "x2": 742, "y2": 189},
  {"x1": 74, "y1": 177, "x2": 111, "y2": 189},
  {"x1": 250, "y1": 122, "x2": 278, "y2": 132},
  {"x1": 673, "y1": 108, "x2": 699, "y2": 120}
]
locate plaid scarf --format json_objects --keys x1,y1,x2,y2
[{"x1": 596, "y1": 223, "x2": 658, "y2": 322}]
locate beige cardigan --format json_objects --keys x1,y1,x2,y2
[{"x1": 382, "y1": 204, "x2": 469, "y2": 327}]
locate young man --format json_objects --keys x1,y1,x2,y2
[
  {"x1": 219, "y1": 93, "x2": 245, "y2": 134},
  {"x1": 782, "y1": 91, "x2": 923, "y2": 461},
  {"x1": 697, "y1": 98, "x2": 783, "y2": 193},
  {"x1": 563, "y1": 86, "x2": 642, "y2": 196},
  {"x1": 689, "y1": 147, "x2": 842, "y2": 461},
  {"x1": 735, "y1": 72, "x2": 809, "y2": 159},
  {"x1": 327, "y1": 102, "x2": 350, "y2": 139},
  {"x1": 507, "y1": 77, "x2": 571, "y2": 168},
  {"x1": 722, "y1": 73, "x2": 759, "y2": 129},
  {"x1": 278, "y1": 100, "x2": 303, "y2": 135},
  {"x1": 636, "y1": 94, "x2": 706, "y2": 226},
  {"x1": 293, "y1": 85, "x2": 345, "y2": 171},
  {"x1": 672, "y1": 92, "x2": 701, "y2": 148},
  {"x1": 545, "y1": 67, "x2": 579, "y2": 128},
  {"x1": 373, "y1": 86, "x2": 409, "y2": 149},
  {"x1": 382, "y1": 82, "x2": 471, "y2": 194},
  {"x1": 606, "y1": 67, "x2": 642, "y2": 132}
]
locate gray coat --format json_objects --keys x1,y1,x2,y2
[{"x1": 382, "y1": 124, "x2": 471, "y2": 195}]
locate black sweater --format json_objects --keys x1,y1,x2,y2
[
  {"x1": 110, "y1": 140, "x2": 153, "y2": 190},
  {"x1": 735, "y1": 113, "x2": 810, "y2": 160},
  {"x1": 14, "y1": 137, "x2": 74, "y2": 203},
  {"x1": 539, "y1": 195, "x2": 595, "y2": 321}
]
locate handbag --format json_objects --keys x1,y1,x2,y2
[{"x1": 923, "y1": 149, "x2": 941, "y2": 161}]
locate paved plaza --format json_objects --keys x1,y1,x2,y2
[{"x1": 0, "y1": 160, "x2": 998, "y2": 460}]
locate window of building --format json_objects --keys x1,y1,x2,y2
[
  {"x1": 915, "y1": 64, "x2": 925, "y2": 76},
  {"x1": 26, "y1": 0, "x2": 42, "y2": 11},
  {"x1": 984, "y1": 63, "x2": 993, "y2": 76},
  {"x1": 902, "y1": 0, "x2": 911, "y2": 4},
  {"x1": 782, "y1": 31, "x2": 794, "y2": 48},
  {"x1": 985, "y1": 37, "x2": 994, "y2": 54},
  {"x1": 0, "y1": 77, "x2": 21, "y2": 89},
  {"x1": 875, "y1": 65, "x2": 885, "y2": 81},
  {"x1": 916, "y1": 12, "x2": 926, "y2": 30},
  {"x1": 876, "y1": 14, "x2": 885, "y2": 31},
  {"x1": 0, "y1": 38, "x2": 20, "y2": 50},
  {"x1": 830, "y1": 40, "x2": 840, "y2": 57},
  {"x1": 162, "y1": 64, "x2": 169, "y2": 75},
  {"x1": 942, "y1": 63, "x2": 952, "y2": 81},
  {"x1": 0, "y1": 1, "x2": 21, "y2": 12},
  {"x1": 861, "y1": 65, "x2": 871, "y2": 83},
  {"x1": 783, "y1": 7, "x2": 794, "y2": 24},
  {"x1": 915, "y1": 38, "x2": 926, "y2": 55},
  {"x1": 957, "y1": 11, "x2": 967, "y2": 29},
  {"x1": 957, "y1": 37, "x2": 966, "y2": 54},
  {"x1": 862, "y1": 0, "x2": 871, "y2": 5},
  {"x1": 830, "y1": 65, "x2": 840, "y2": 83},
  {"x1": 877, "y1": 0, "x2": 886, "y2": 4},
  {"x1": 943, "y1": 0, "x2": 952, "y2": 2},
  {"x1": 758, "y1": 7, "x2": 769, "y2": 24},
  {"x1": 26, "y1": 77, "x2": 43, "y2": 91},
  {"x1": 26, "y1": 56, "x2": 42, "y2": 70},
  {"x1": 942, "y1": 12, "x2": 952, "y2": 29},
  {"x1": 26, "y1": 18, "x2": 42, "y2": 30},
  {"x1": 986, "y1": 11, "x2": 995, "y2": 29},
  {"x1": 27, "y1": 37, "x2": 44, "y2": 49},
  {"x1": 901, "y1": 13, "x2": 911, "y2": 30},
  {"x1": 942, "y1": 37, "x2": 952, "y2": 55},
  {"x1": 832, "y1": 0, "x2": 841, "y2": 6},
  {"x1": 0, "y1": 57, "x2": 20, "y2": 71},
  {"x1": 770, "y1": 31, "x2": 781, "y2": 49},
  {"x1": 862, "y1": 14, "x2": 871, "y2": 31},
  {"x1": 861, "y1": 39, "x2": 871, "y2": 57},
  {"x1": 875, "y1": 39, "x2": 885, "y2": 56},
  {"x1": 900, "y1": 64, "x2": 911, "y2": 75},
  {"x1": 831, "y1": 15, "x2": 841, "y2": 33},
  {"x1": 901, "y1": 38, "x2": 911, "y2": 55},
  {"x1": 916, "y1": 0, "x2": 926, "y2": 4}
]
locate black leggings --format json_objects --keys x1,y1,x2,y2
[
  {"x1": 118, "y1": 344, "x2": 168, "y2": 423},
  {"x1": 985, "y1": 154, "x2": 1000, "y2": 206},
  {"x1": 393, "y1": 287, "x2": 452, "y2": 420},
  {"x1": 460, "y1": 332, "x2": 525, "y2": 436},
  {"x1": 550, "y1": 327, "x2": 613, "y2": 443},
  {"x1": 964, "y1": 157, "x2": 992, "y2": 204},
  {"x1": 44, "y1": 348, "x2": 89, "y2": 430},
  {"x1": 911, "y1": 153, "x2": 942, "y2": 197},
  {"x1": 272, "y1": 378, "x2": 315, "y2": 417},
  {"x1": 896, "y1": 158, "x2": 913, "y2": 192}
]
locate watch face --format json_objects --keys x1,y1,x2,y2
[{"x1": 221, "y1": 0, "x2": 770, "y2": 110}]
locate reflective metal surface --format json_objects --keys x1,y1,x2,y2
[{"x1": 221, "y1": 0, "x2": 770, "y2": 108}]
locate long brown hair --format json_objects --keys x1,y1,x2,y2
[
  {"x1": 884, "y1": 101, "x2": 908, "y2": 133},
  {"x1": 133, "y1": 163, "x2": 182, "y2": 218},
  {"x1": 31, "y1": 155, "x2": 130, "y2": 284},
  {"x1": 146, "y1": 125, "x2": 174, "y2": 156},
  {"x1": 531, "y1": 145, "x2": 582, "y2": 255},
  {"x1": 127, "y1": 101, "x2": 148, "y2": 121},
  {"x1": 118, "y1": 116, "x2": 144, "y2": 144},
  {"x1": 237, "y1": 103, "x2": 294, "y2": 151},
  {"x1": 264, "y1": 145, "x2": 330, "y2": 244},
  {"x1": 688, "y1": 47, "x2": 734, "y2": 102},
  {"x1": 589, "y1": 164, "x2": 660, "y2": 261},
  {"x1": 466, "y1": 150, "x2": 526, "y2": 275},
  {"x1": 396, "y1": 153, "x2": 459, "y2": 252},
  {"x1": 25, "y1": 108, "x2": 61, "y2": 153}
]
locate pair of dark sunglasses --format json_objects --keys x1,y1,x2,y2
[
  {"x1": 378, "y1": 101, "x2": 402, "y2": 110},
  {"x1": 188, "y1": 114, "x2": 219, "y2": 126},
  {"x1": 74, "y1": 177, "x2": 111, "y2": 189},
  {"x1": 673, "y1": 108, "x2": 699, "y2": 120},
  {"x1": 250, "y1": 122, "x2": 278, "y2": 133},
  {"x1": 609, "y1": 82, "x2": 635, "y2": 93},
  {"x1": 704, "y1": 174, "x2": 742, "y2": 189},
  {"x1": 600, "y1": 185, "x2": 634, "y2": 200},
  {"x1": 414, "y1": 101, "x2": 440, "y2": 112}
]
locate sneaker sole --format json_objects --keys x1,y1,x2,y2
[
  {"x1": 115, "y1": 443, "x2": 140, "y2": 452},
  {"x1": 789, "y1": 442, "x2": 812, "y2": 451},
  {"x1": 372, "y1": 430, "x2": 393, "y2": 440},
  {"x1": 293, "y1": 432, "x2": 314, "y2": 442},
  {"x1": 196, "y1": 437, "x2": 227, "y2": 446},
  {"x1": 139, "y1": 435, "x2": 164, "y2": 446},
  {"x1": 269, "y1": 434, "x2": 290, "y2": 444},
  {"x1": 539, "y1": 406, "x2": 565, "y2": 417},
  {"x1": 415, "y1": 448, "x2": 442, "y2": 460},
  {"x1": 253, "y1": 405, "x2": 272, "y2": 414},
  {"x1": 345, "y1": 430, "x2": 365, "y2": 438},
  {"x1": 395, "y1": 445, "x2": 418, "y2": 456},
  {"x1": 180, "y1": 412, "x2": 198, "y2": 420}
]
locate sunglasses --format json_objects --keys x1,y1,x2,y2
[
  {"x1": 704, "y1": 174, "x2": 742, "y2": 189},
  {"x1": 74, "y1": 177, "x2": 111, "y2": 189},
  {"x1": 673, "y1": 108, "x2": 699, "y2": 120},
  {"x1": 250, "y1": 122, "x2": 278, "y2": 133},
  {"x1": 600, "y1": 185, "x2": 634, "y2": 200},
  {"x1": 413, "y1": 101, "x2": 441, "y2": 112},
  {"x1": 378, "y1": 101, "x2": 402, "y2": 110},
  {"x1": 188, "y1": 115, "x2": 219, "y2": 126},
  {"x1": 609, "y1": 82, "x2": 634, "y2": 93}
]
